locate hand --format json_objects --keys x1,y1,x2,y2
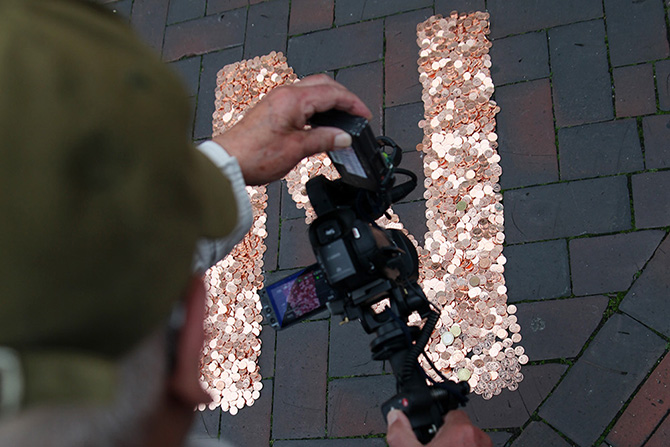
[
  {"x1": 387, "y1": 410, "x2": 492, "y2": 447},
  {"x1": 213, "y1": 74, "x2": 372, "y2": 185}
]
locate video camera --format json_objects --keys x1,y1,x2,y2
[{"x1": 259, "y1": 110, "x2": 469, "y2": 443}]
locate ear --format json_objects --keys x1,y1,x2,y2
[{"x1": 167, "y1": 274, "x2": 212, "y2": 407}]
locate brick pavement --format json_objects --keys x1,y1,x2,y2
[{"x1": 101, "y1": 0, "x2": 670, "y2": 445}]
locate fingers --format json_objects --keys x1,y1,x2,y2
[
  {"x1": 386, "y1": 410, "x2": 422, "y2": 447},
  {"x1": 292, "y1": 75, "x2": 373, "y2": 120},
  {"x1": 432, "y1": 410, "x2": 493, "y2": 447},
  {"x1": 297, "y1": 127, "x2": 352, "y2": 159}
]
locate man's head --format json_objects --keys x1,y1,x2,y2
[{"x1": 0, "y1": 0, "x2": 232, "y2": 422}]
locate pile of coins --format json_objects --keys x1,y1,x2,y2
[
  {"x1": 414, "y1": 12, "x2": 525, "y2": 398},
  {"x1": 201, "y1": 52, "x2": 297, "y2": 413}
]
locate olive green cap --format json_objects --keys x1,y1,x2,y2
[{"x1": 0, "y1": 0, "x2": 237, "y2": 408}]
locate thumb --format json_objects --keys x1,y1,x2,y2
[
  {"x1": 386, "y1": 410, "x2": 422, "y2": 447},
  {"x1": 299, "y1": 127, "x2": 352, "y2": 158}
]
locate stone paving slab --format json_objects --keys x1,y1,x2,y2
[
  {"x1": 272, "y1": 320, "x2": 329, "y2": 439},
  {"x1": 384, "y1": 102, "x2": 424, "y2": 153},
  {"x1": 243, "y1": 0, "x2": 289, "y2": 59},
  {"x1": 549, "y1": 19, "x2": 614, "y2": 127},
  {"x1": 162, "y1": 8, "x2": 247, "y2": 62},
  {"x1": 287, "y1": 21, "x2": 384, "y2": 75},
  {"x1": 495, "y1": 79, "x2": 558, "y2": 189},
  {"x1": 503, "y1": 176, "x2": 631, "y2": 244},
  {"x1": 288, "y1": 0, "x2": 333, "y2": 36},
  {"x1": 604, "y1": 0, "x2": 670, "y2": 67},
  {"x1": 642, "y1": 115, "x2": 670, "y2": 170},
  {"x1": 645, "y1": 416, "x2": 670, "y2": 447},
  {"x1": 335, "y1": 61, "x2": 384, "y2": 135},
  {"x1": 539, "y1": 314, "x2": 667, "y2": 446},
  {"x1": 489, "y1": 31, "x2": 549, "y2": 86},
  {"x1": 220, "y1": 379, "x2": 273, "y2": 446},
  {"x1": 569, "y1": 231, "x2": 665, "y2": 295},
  {"x1": 620, "y1": 234, "x2": 670, "y2": 337},
  {"x1": 632, "y1": 171, "x2": 670, "y2": 229},
  {"x1": 503, "y1": 240, "x2": 571, "y2": 302},
  {"x1": 465, "y1": 364, "x2": 566, "y2": 429},
  {"x1": 487, "y1": 0, "x2": 603, "y2": 39},
  {"x1": 385, "y1": 9, "x2": 434, "y2": 107},
  {"x1": 557, "y1": 119, "x2": 644, "y2": 181},
  {"x1": 334, "y1": 0, "x2": 432, "y2": 26},
  {"x1": 327, "y1": 375, "x2": 396, "y2": 437},
  {"x1": 515, "y1": 296, "x2": 608, "y2": 361},
  {"x1": 657, "y1": 59, "x2": 670, "y2": 111},
  {"x1": 511, "y1": 421, "x2": 572, "y2": 447},
  {"x1": 167, "y1": 0, "x2": 206, "y2": 25},
  {"x1": 607, "y1": 353, "x2": 670, "y2": 447},
  {"x1": 613, "y1": 64, "x2": 657, "y2": 118},
  {"x1": 328, "y1": 318, "x2": 382, "y2": 378}
]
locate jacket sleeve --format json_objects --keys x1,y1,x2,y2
[{"x1": 191, "y1": 141, "x2": 254, "y2": 273}]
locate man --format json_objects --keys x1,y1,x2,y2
[{"x1": 0, "y1": 0, "x2": 490, "y2": 445}]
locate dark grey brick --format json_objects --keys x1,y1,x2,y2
[
  {"x1": 614, "y1": 64, "x2": 657, "y2": 117},
  {"x1": 287, "y1": 20, "x2": 383, "y2": 75},
  {"x1": 466, "y1": 364, "x2": 566, "y2": 430},
  {"x1": 329, "y1": 318, "x2": 382, "y2": 377},
  {"x1": 327, "y1": 375, "x2": 396, "y2": 436},
  {"x1": 336, "y1": 61, "x2": 384, "y2": 135},
  {"x1": 278, "y1": 218, "x2": 315, "y2": 269},
  {"x1": 465, "y1": 387, "x2": 530, "y2": 429},
  {"x1": 162, "y1": 9, "x2": 246, "y2": 62},
  {"x1": 395, "y1": 150, "x2": 426, "y2": 204},
  {"x1": 643, "y1": 115, "x2": 670, "y2": 169},
  {"x1": 496, "y1": 79, "x2": 558, "y2": 189},
  {"x1": 169, "y1": 56, "x2": 201, "y2": 97},
  {"x1": 187, "y1": 407, "x2": 220, "y2": 439},
  {"x1": 511, "y1": 421, "x2": 572, "y2": 447},
  {"x1": 487, "y1": 0, "x2": 603, "y2": 39},
  {"x1": 604, "y1": 0, "x2": 670, "y2": 67},
  {"x1": 258, "y1": 325, "x2": 275, "y2": 378},
  {"x1": 288, "y1": 0, "x2": 333, "y2": 36},
  {"x1": 280, "y1": 181, "x2": 308, "y2": 220},
  {"x1": 220, "y1": 379, "x2": 273, "y2": 445},
  {"x1": 273, "y1": 320, "x2": 329, "y2": 438},
  {"x1": 167, "y1": 0, "x2": 206, "y2": 25},
  {"x1": 515, "y1": 296, "x2": 608, "y2": 360},
  {"x1": 570, "y1": 231, "x2": 665, "y2": 295},
  {"x1": 435, "y1": 0, "x2": 485, "y2": 16},
  {"x1": 207, "y1": 0, "x2": 247, "y2": 15},
  {"x1": 558, "y1": 119, "x2": 644, "y2": 181},
  {"x1": 392, "y1": 200, "x2": 428, "y2": 247},
  {"x1": 503, "y1": 176, "x2": 631, "y2": 244},
  {"x1": 487, "y1": 431, "x2": 514, "y2": 447},
  {"x1": 621, "y1": 234, "x2": 670, "y2": 337},
  {"x1": 274, "y1": 439, "x2": 387, "y2": 447},
  {"x1": 633, "y1": 171, "x2": 670, "y2": 229},
  {"x1": 549, "y1": 20, "x2": 614, "y2": 127},
  {"x1": 335, "y1": 0, "x2": 432, "y2": 26},
  {"x1": 489, "y1": 31, "x2": 549, "y2": 86},
  {"x1": 385, "y1": 9, "x2": 434, "y2": 107},
  {"x1": 193, "y1": 47, "x2": 244, "y2": 140},
  {"x1": 384, "y1": 102, "x2": 425, "y2": 153},
  {"x1": 657, "y1": 59, "x2": 670, "y2": 111},
  {"x1": 264, "y1": 180, "x2": 281, "y2": 271},
  {"x1": 539, "y1": 314, "x2": 667, "y2": 446},
  {"x1": 504, "y1": 240, "x2": 571, "y2": 302},
  {"x1": 244, "y1": 0, "x2": 289, "y2": 59},
  {"x1": 131, "y1": 0, "x2": 170, "y2": 52},
  {"x1": 518, "y1": 363, "x2": 569, "y2": 413}
]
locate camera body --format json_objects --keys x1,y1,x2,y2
[{"x1": 259, "y1": 110, "x2": 468, "y2": 443}]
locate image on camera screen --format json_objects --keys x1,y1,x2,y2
[{"x1": 266, "y1": 266, "x2": 332, "y2": 327}]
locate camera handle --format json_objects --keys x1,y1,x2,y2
[{"x1": 346, "y1": 282, "x2": 469, "y2": 444}]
